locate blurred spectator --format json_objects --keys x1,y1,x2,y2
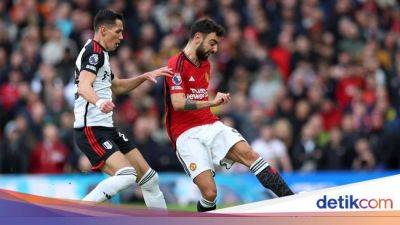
[
  {"x1": 292, "y1": 35, "x2": 316, "y2": 69},
  {"x1": 269, "y1": 30, "x2": 293, "y2": 82},
  {"x1": 292, "y1": 123, "x2": 322, "y2": 171},
  {"x1": 320, "y1": 99, "x2": 342, "y2": 131},
  {"x1": 28, "y1": 100, "x2": 47, "y2": 141},
  {"x1": 249, "y1": 64, "x2": 283, "y2": 109},
  {"x1": 59, "y1": 111, "x2": 80, "y2": 171},
  {"x1": 288, "y1": 61, "x2": 317, "y2": 100},
  {"x1": 352, "y1": 138, "x2": 376, "y2": 170},
  {"x1": 337, "y1": 17, "x2": 365, "y2": 59},
  {"x1": 29, "y1": 123, "x2": 69, "y2": 174},
  {"x1": 273, "y1": 118, "x2": 293, "y2": 151},
  {"x1": 319, "y1": 127, "x2": 347, "y2": 170},
  {"x1": 292, "y1": 100, "x2": 311, "y2": 140},
  {"x1": 0, "y1": 120, "x2": 30, "y2": 173},
  {"x1": 0, "y1": 47, "x2": 8, "y2": 83},
  {"x1": 55, "y1": 2, "x2": 74, "y2": 38},
  {"x1": 132, "y1": 116, "x2": 180, "y2": 172},
  {"x1": 0, "y1": 70, "x2": 22, "y2": 115},
  {"x1": 251, "y1": 123, "x2": 292, "y2": 172}
]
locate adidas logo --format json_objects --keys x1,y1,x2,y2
[{"x1": 189, "y1": 76, "x2": 195, "y2": 82}]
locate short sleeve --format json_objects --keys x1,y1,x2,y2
[
  {"x1": 80, "y1": 51, "x2": 105, "y2": 74},
  {"x1": 165, "y1": 57, "x2": 185, "y2": 94}
]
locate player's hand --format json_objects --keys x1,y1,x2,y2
[
  {"x1": 212, "y1": 92, "x2": 231, "y2": 106},
  {"x1": 95, "y1": 99, "x2": 115, "y2": 113},
  {"x1": 144, "y1": 66, "x2": 173, "y2": 83}
]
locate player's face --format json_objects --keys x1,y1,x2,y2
[
  {"x1": 196, "y1": 32, "x2": 219, "y2": 60},
  {"x1": 102, "y1": 19, "x2": 123, "y2": 51}
]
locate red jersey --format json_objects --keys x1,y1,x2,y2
[{"x1": 164, "y1": 52, "x2": 219, "y2": 146}]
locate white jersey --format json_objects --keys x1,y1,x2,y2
[{"x1": 73, "y1": 39, "x2": 114, "y2": 128}]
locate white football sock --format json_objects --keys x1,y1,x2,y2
[
  {"x1": 82, "y1": 167, "x2": 137, "y2": 202},
  {"x1": 138, "y1": 169, "x2": 167, "y2": 209}
]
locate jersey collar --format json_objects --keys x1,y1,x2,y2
[
  {"x1": 182, "y1": 51, "x2": 202, "y2": 68},
  {"x1": 92, "y1": 39, "x2": 107, "y2": 52}
]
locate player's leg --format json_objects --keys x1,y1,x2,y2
[
  {"x1": 193, "y1": 170, "x2": 217, "y2": 212},
  {"x1": 114, "y1": 129, "x2": 166, "y2": 209},
  {"x1": 208, "y1": 122, "x2": 293, "y2": 197},
  {"x1": 124, "y1": 149, "x2": 167, "y2": 209},
  {"x1": 74, "y1": 127, "x2": 137, "y2": 203},
  {"x1": 124, "y1": 149, "x2": 149, "y2": 180},
  {"x1": 176, "y1": 130, "x2": 217, "y2": 212},
  {"x1": 82, "y1": 151, "x2": 137, "y2": 202},
  {"x1": 225, "y1": 141, "x2": 294, "y2": 197}
]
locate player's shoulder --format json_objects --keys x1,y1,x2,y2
[
  {"x1": 82, "y1": 40, "x2": 104, "y2": 57},
  {"x1": 81, "y1": 40, "x2": 105, "y2": 64},
  {"x1": 167, "y1": 52, "x2": 184, "y2": 65}
]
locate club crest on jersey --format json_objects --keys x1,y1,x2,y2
[
  {"x1": 189, "y1": 163, "x2": 197, "y2": 171},
  {"x1": 172, "y1": 73, "x2": 182, "y2": 85},
  {"x1": 89, "y1": 54, "x2": 99, "y2": 65},
  {"x1": 102, "y1": 140, "x2": 113, "y2": 149}
]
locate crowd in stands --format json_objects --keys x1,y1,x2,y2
[{"x1": 1, "y1": 0, "x2": 400, "y2": 174}]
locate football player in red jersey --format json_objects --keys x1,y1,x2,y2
[{"x1": 164, "y1": 18, "x2": 294, "y2": 212}]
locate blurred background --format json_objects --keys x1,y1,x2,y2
[{"x1": 1, "y1": 0, "x2": 400, "y2": 210}]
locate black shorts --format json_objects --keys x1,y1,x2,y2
[{"x1": 74, "y1": 126, "x2": 136, "y2": 171}]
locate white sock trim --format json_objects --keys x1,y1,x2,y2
[
  {"x1": 138, "y1": 169, "x2": 156, "y2": 186},
  {"x1": 249, "y1": 157, "x2": 269, "y2": 175},
  {"x1": 115, "y1": 167, "x2": 137, "y2": 176},
  {"x1": 200, "y1": 197, "x2": 216, "y2": 208}
]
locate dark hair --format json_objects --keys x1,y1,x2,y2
[
  {"x1": 189, "y1": 18, "x2": 225, "y2": 39},
  {"x1": 93, "y1": 9, "x2": 123, "y2": 31}
]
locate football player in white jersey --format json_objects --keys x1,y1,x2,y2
[{"x1": 74, "y1": 9, "x2": 172, "y2": 209}]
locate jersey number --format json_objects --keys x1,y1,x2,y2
[
  {"x1": 118, "y1": 132, "x2": 128, "y2": 142},
  {"x1": 102, "y1": 71, "x2": 110, "y2": 81}
]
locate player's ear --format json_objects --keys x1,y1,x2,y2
[
  {"x1": 100, "y1": 25, "x2": 107, "y2": 36},
  {"x1": 194, "y1": 32, "x2": 204, "y2": 44}
]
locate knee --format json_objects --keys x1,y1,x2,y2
[{"x1": 203, "y1": 187, "x2": 217, "y2": 201}]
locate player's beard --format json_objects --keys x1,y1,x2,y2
[{"x1": 196, "y1": 42, "x2": 211, "y2": 61}]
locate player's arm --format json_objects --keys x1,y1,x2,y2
[
  {"x1": 170, "y1": 92, "x2": 231, "y2": 111},
  {"x1": 77, "y1": 71, "x2": 99, "y2": 104},
  {"x1": 78, "y1": 51, "x2": 113, "y2": 113},
  {"x1": 111, "y1": 67, "x2": 173, "y2": 95},
  {"x1": 78, "y1": 71, "x2": 114, "y2": 113}
]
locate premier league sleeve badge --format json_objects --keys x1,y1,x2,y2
[
  {"x1": 89, "y1": 54, "x2": 99, "y2": 65},
  {"x1": 172, "y1": 73, "x2": 182, "y2": 85}
]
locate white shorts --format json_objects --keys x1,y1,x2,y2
[{"x1": 175, "y1": 121, "x2": 246, "y2": 179}]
